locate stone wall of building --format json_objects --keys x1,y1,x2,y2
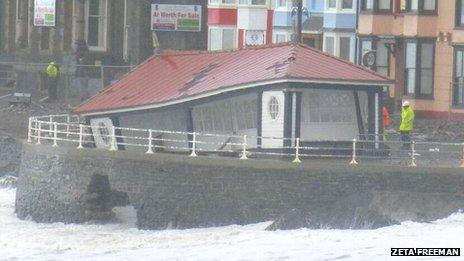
[{"x1": 15, "y1": 142, "x2": 464, "y2": 230}]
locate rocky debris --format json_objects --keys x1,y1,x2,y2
[
  {"x1": 414, "y1": 120, "x2": 464, "y2": 142},
  {"x1": 0, "y1": 175, "x2": 17, "y2": 188},
  {"x1": 0, "y1": 135, "x2": 22, "y2": 177},
  {"x1": 266, "y1": 209, "x2": 311, "y2": 231}
]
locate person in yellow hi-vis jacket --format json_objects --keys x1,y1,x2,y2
[
  {"x1": 46, "y1": 62, "x2": 60, "y2": 101},
  {"x1": 399, "y1": 100, "x2": 415, "y2": 149}
]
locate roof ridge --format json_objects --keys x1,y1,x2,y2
[{"x1": 294, "y1": 44, "x2": 392, "y2": 82}]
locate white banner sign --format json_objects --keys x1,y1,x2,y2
[
  {"x1": 151, "y1": 4, "x2": 202, "y2": 32},
  {"x1": 34, "y1": 0, "x2": 56, "y2": 27}
]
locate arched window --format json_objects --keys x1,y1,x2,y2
[{"x1": 268, "y1": 96, "x2": 279, "y2": 120}]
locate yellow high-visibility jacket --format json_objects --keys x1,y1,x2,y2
[
  {"x1": 46, "y1": 64, "x2": 59, "y2": 78},
  {"x1": 400, "y1": 107, "x2": 415, "y2": 132}
]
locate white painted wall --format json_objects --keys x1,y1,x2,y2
[{"x1": 261, "y1": 91, "x2": 285, "y2": 148}]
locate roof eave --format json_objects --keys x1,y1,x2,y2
[{"x1": 75, "y1": 77, "x2": 391, "y2": 117}]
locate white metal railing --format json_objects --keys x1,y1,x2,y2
[{"x1": 27, "y1": 115, "x2": 464, "y2": 168}]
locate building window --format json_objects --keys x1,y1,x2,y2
[
  {"x1": 273, "y1": 33, "x2": 287, "y2": 43},
  {"x1": 339, "y1": 37, "x2": 351, "y2": 61},
  {"x1": 85, "y1": 0, "x2": 108, "y2": 51},
  {"x1": 409, "y1": 0, "x2": 437, "y2": 14},
  {"x1": 361, "y1": 0, "x2": 391, "y2": 12},
  {"x1": 342, "y1": 0, "x2": 353, "y2": 9},
  {"x1": 405, "y1": 40, "x2": 435, "y2": 97},
  {"x1": 454, "y1": 48, "x2": 464, "y2": 106},
  {"x1": 324, "y1": 36, "x2": 335, "y2": 55},
  {"x1": 359, "y1": 39, "x2": 390, "y2": 77},
  {"x1": 268, "y1": 96, "x2": 280, "y2": 120},
  {"x1": 239, "y1": 0, "x2": 266, "y2": 5},
  {"x1": 209, "y1": 0, "x2": 236, "y2": 4},
  {"x1": 276, "y1": 0, "x2": 286, "y2": 8},
  {"x1": 324, "y1": 34, "x2": 354, "y2": 62},
  {"x1": 457, "y1": 0, "x2": 464, "y2": 26},
  {"x1": 328, "y1": 0, "x2": 337, "y2": 9},
  {"x1": 209, "y1": 27, "x2": 236, "y2": 51}
]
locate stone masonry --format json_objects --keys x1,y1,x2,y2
[{"x1": 15, "y1": 142, "x2": 464, "y2": 229}]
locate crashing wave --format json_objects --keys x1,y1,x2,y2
[{"x1": 0, "y1": 175, "x2": 17, "y2": 188}]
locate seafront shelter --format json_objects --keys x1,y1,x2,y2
[{"x1": 73, "y1": 43, "x2": 392, "y2": 152}]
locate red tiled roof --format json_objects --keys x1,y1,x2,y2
[{"x1": 74, "y1": 43, "x2": 391, "y2": 115}]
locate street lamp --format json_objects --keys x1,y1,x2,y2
[{"x1": 291, "y1": 0, "x2": 309, "y2": 44}]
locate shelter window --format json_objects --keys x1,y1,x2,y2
[
  {"x1": 85, "y1": 0, "x2": 108, "y2": 51},
  {"x1": 302, "y1": 90, "x2": 354, "y2": 123},
  {"x1": 268, "y1": 96, "x2": 280, "y2": 120},
  {"x1": 405, "y1": 39, "x2": 434, "y2": 98}
]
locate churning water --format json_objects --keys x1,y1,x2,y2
[{"x1": 0, "y1": 185, "x2": 463, "y2": 260}]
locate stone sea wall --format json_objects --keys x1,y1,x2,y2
[
  {"x1": 15, "y1": 142, "x2": 464, "y2": 230},
  {"x1": 0, "y1": 134, "x2": 22, "y2": 177}
]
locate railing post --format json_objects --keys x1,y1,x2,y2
[
  {"x1": 146, "y1": 129, "x2": 154, "y2": 154},
  {"x1": 36, "y1": 121, "x2": 42, "y2": 145},
  {"x1": 52, "y1": 122, "x2": 58, "y2": 147},
  {"x1": 66, "y1": 115, "x2": 70, "y2": 137},
  {"x1": 240, "y1": 135, "x2": 248, "y2": 160},
  {"x1": 349, "y1": 138, "x2": 358, "y2": 165},
  {"x1": 48, "y1": 115, "x2": 53, "y2": 136},
  {"x1": 293, "y1": 138, "x2": 301, "y2": 163},
  {"x1": 109, "y1": 126, "x2": 117, "y2": 151},
  {"x1": 409, "y1": 141, "x2": 417, "y2": 167},
  {"x1": 189, "y1": 132, "x2": 198, "y2": 157},
  {"x1": 77, "y1": 124, "x2": 84, "y2": 149},
  {"x1": 27, "y1": 117, "x2": 32, "y2": 143},
  {"x1": 461, "y1": 143, "x2": 464, "y2": 168}
]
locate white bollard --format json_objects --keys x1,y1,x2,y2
[
  {"x1": 409, "y1": 141, "x2": 417, "y2": 167},
  {"x1": 349, "y1": 138, "x2": 358, "y2": 165},
  {"x1": 109, "y1": 126, "x2": 117, "y2": 151},
  {"x1": 77, "y1": 124, "x2": 84, "y2": 149},
  {"x1": 293, "y1": 138, "x2": 301, "y2": 163},
  {"x1": 52, "y1": 122, "x2": 58, "y2": 147},
  {"x1": 189, "y1": 132, "x2": 198, "y2": 157},
  {"x1": 146, "y1": 129, "x2": 154, "y2": 154},
  {"x1": 27, "y1": 118, "x2": 32, "y2": 143},
  {"x1": 240, "y1": 135, "x2": 248, "y2": 160}
]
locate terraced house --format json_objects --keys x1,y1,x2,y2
[
  {"x1": 358, "y1": 0, "x2": 464, "y2": 119},
  {"x1": 207, "y1": 0, "x2": 358, "y2": 62}
]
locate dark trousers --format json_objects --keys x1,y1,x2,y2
[
  {"x1": 47, "y1": 77, "x2": 58, "y2": 100},
  {"x1": 400, "y1": 131, "x2": 411, "y2": 150}
]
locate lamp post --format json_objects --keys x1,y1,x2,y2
[{"x1": 291, "y1": 0, "x2": 309, "y2": 44}]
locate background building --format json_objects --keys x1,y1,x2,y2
[
  {"x1": 0, "y1": 0, "x2": 207, "y2": 103},
  {"x1": 358, "y1": 0, "x2": 464, "y2": 119}
]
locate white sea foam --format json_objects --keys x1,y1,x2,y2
[{"x1": 0, "y1": 188, "x2": 463, "y2": 261}]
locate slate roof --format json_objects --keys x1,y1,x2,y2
[{"x1": 74, "y1": 43, "x2": 391, "y2": 115}]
